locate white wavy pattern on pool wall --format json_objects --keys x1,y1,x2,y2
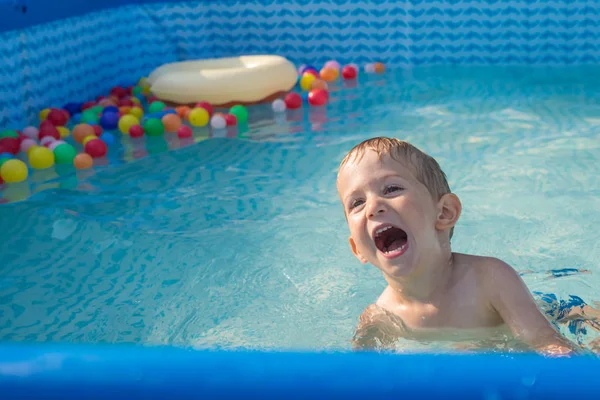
[
  {"x1": 1, "y1": 0, "x2": 600, "y2": 125},
  {"x1": 1, "y1": 66, "x2": 599, "y2": 350}
]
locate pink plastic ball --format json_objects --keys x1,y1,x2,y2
[
  {"x1": 20, "y1": 138, "x2": 37, "y2": 153},
  {"x1": 22, "y1": 126, "x2": 39, "y2": 139},
  {"x1": 324, "y1": 60, "x2": 340, "y2": 71}
]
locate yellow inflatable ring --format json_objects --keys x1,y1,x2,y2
[{"x1": 146, "y1": 55, "x2": 298, "y2": 107}]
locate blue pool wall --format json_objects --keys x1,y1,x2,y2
[{"x1": 0, "y1": 0, "x2": 598, "y2": 128}]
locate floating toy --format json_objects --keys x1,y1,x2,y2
[{"x1": 147, "y1": 55, "x2": 298, "y2": 107}]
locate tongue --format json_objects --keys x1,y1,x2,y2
[{"x1": 385, "y1": 238, "x2": 406, "y2": 253}]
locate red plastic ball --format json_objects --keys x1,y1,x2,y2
[
  {"x1": 84, "y1": 138, "x2": 108, "y2": 158},
  {"x1": 118, "y1": 98, "x2": 134, "y2": 107},
  {"x1": 93, "y1": 125, "x2": 103, "y2": 136},
  {"x1": 177, "y1": 125, "x2": 193, "y2": 138},
  {"x1": 129, "y1": 125, "x2": 144, "y2": 138},
  {"x1": 284, "y1": 93, "x2": 302, "y2": 109},
  {"x1": 224, "y1": 114, "x2": 237, "y2": 126},
  {"x1": 342, "y1": 65, "x2": 358, "y2": 80},
  {"x1": 195, "y1": 102, "x2": 214, "y2": 116},
  {"x1": 46, "y1": 108, "x2": 69, "y2": 126},
  {"x1": 110, "y1": 86, "x2": 127, "y2": 99},
  {"x1": 81, "y1": 101, "x2": 96, "y2": 111},
  {"x1": 0, "y1": 137, "x2": 20, "y2": 155},
  {"x1": 308, "y1": 89, "x2": 329, "y2": 106},
  {"x1": 148, "y1": 96, "x2": 159, "y2": 104},
  {"x1": 38, "y1": 123, "x2": 60, "y2": 140}
]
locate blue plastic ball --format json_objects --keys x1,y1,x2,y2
[
  {"x1": 63, "y1": 102, "x2": 82, "y2": 116},
  {"x1": 100, "y1": 133, "x2": 115, "y2": 146},
  {"x1": 99, "y1": 112, "x2": 119, "y2": 131},
  {"x1": 103, "y1": 106, "x2": 119, "y2": 115}
]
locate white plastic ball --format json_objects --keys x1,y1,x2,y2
[
  {"x1": 210, "y1": 115, "x2": 226, "y2": 130},
  {"x1": 48, "y1": 140, "x2": 67, "y2": 151},
  {"x1": 272, "y1": 99, "x2": 287, "y2": 113},
  {"x1": 40, "y1": 136, "x2": 56, "y2": 147},
  {"x1": 365, "y1": 63, "x2": 376, "y2": 73},
  {"x1": 22, "y1": 126, "x2": 39, "y2": 139}
]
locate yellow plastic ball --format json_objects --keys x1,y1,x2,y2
[
  {"x1": 27, "y1": 145, "x2": 41, "y2": 157},
  {"x1": 57, "y1": 126, "x2": 70, "y2": 138},
  {"x1": 129, "y1": 106, "x2": 144, "y2": 120},
  {"x1": 39, "y1": 108, "x2": 51, "y2": 121},
  {"x1": 28, "y1": 146, "x2": 54, "y2": 169},
  {"x1": 82, "y1": 135, "x2": 97, "y2": 146},
  {"x1": 138, "y1": 77, "x2": 148, "y2": 87},
  {"x1": 0, "y1": 159, "x2": 28, "y2": 183},
  {"x1": 188, "y1": 107, "x2": 209, "y2": 127},
  {"x1": 118, "y1": 114, "x2": 140, "y2": 134},
  {"x1": 131, "y1": 97, "x2": 141, "y2": 105},
  {"x1": 300, "y1": 73, "x2": 316, "y2": 91}
]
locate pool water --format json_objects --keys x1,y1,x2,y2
[{"x1": 1, "y1": 65, "x2": 599, "y2": 352}]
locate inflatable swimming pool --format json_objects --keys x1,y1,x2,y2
[{"x1": 1, "y1": 0, "x2": 599, "y2": 398}]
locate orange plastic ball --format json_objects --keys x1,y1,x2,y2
[
  {"x1": 320, "y1": 67, "x2": 338, "y2": 82},
  {"x1": 175, "y1": 106, "x2": 190, "y2": 118},
  {"x1": 119, "y1": 106, "x2": 132, "y2": 115},
  {"x1": 73, "y1": 153, "x2": 93, "y2": 169},
  {"x1": 374, "y1": 62, "x2": 386, "y2": 73},
  {"x1": 162, "y1": 113, "x2": 182, "y2": 133},
  {"x1": 72, "y1": 124, "x2": 96, "y2": 143}
]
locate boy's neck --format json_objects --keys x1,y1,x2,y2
[{"x1": 384, "y1": 248, "x2": 455, "y2": 305}]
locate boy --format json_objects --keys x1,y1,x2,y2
[{"x1": 336, "y1": 137, "x2": 578, "y2": 356}]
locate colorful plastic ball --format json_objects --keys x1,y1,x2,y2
[
  {"x1": 284, "y1": 93, "x2": 302, "y2": 109},
  {"x1": 119, "y1": 106, "x2": 132, "y2": 116},
  {"x1": 272, "y1": 99, "x2": 287, "y2": 113},
  {"x1": 85, "y1": 138, "x2": 108, "y2": 158},
  {"x1": 143, "y1": 118, "x2": 165, "y2": 136},
  {"x1": 118, "y1": 115, "x2": 140, "y2": 134},
  {"x1": 118, "y1": 98, "x2": 134, "y2": 107},
  {"x1": 298, "y1": 64, "x2": 318, "y2": 75},
  {"x1": 110, "y1": 86, "x2": 127, "y2": 99},
  {"x1": 39, "y1": 108, "x2": 51, "y2": 121},
  {"x1": 210, "y1": 114, "x2": 226, "y2": 130},
  {"x1": 82, "y1": 135, "x2": 97, "y2": 146},
  {"x1": 0, "y1": 159, "x2": 28, "y2": 183},
  {"x1": 47, "y1": 109, "x2": 69, "y2": 126},
  {"x1": 195, "y1": 102, "x2": 214, "y2": 116},
  {"x1": 175, "y1": 106, "x2": 191, "y2": 119},
  {"x1": 0, "y1": 153, "x2": 12, "y2": 166},
  {"x1": 57, "y1": 126, "x2": 70, "y2": 138},
  {"x1": 92, "y1": 125, "x2": 103, "y2": 136},
  {"x1": 189, "y1": 107, "x2": 210, "y2": 127},
  {"x1": 53, "y1": 143, "x2": 77, "y2": 164},
  {"x1": 364, "y1": 63, "x2": 376, "y2": 73},
  {"x1": 148, "y1": 101, "x2": 166, "y2": 114},
  {"x1": 229, "y1": 105, "x2": 248, "y2": 124},
  {"x1": 103, "y1": 106, "x2": 119, "y2": 114},
  {"x1": 81, "y1": 111, "x2": 100, "y2": 124},
  {"x1": 224, "y1": 114, "x2": 237, "y2": 126},
  {"x1": 129, "y1": 125, "x2": 144, "y2": 138},
  {"x1": 0, "y1": 138, "x2": 20, "y2": 155},
  {"x1": 73, "y1": 124, "x2": 96, "y2": 143},
  {"x1": 74, "y1": 153, "x2": 93, "y2": 169},
  {"x1": 63, "y1": 102, "x2": 82, "y2": 116},
  {"x1": 129, "y1": 106, "x2": 144, "y2": 120},
  {"x1": 20, "y1": 138, "x2": 37, "y2": 154},
  {"x1": 22, "y1": 126, "x2": 39, "y2": 139},
  {"x1": 40, "y1": 136, "x2": 56, "y2": 147},
  {"x1": 162, "y1": 113, "x2": 182, "y2": 132},
  {"x1": 374, "y1": 62, "x2": 386, "y2": 73},
  {"x1": 308, "y1": 89, "x2": 329, "y2": 106},
  {"x1": 48, "y1": 140, "x2": 66, "y2": 151},
  {"x1": 177, "y1": 125, "x2": 193, "y2": 138},
  {"x1": 81, "y1": 101, "x2": 96, "y2": 111},
  {"x1": 100, "y1": 133, "x2": 115, "y2": 145},
  {"x1": 300, "y1": 73, "x2": 317, "y2": 91},
  {"x1": 28, "y1": 146, "x2": 55, "y2": 169},
  {"x1": 342, "y1": 65, "x2": 358, "y2": 80},
  {"x1": 39, "y1": 127, "x2": 60, "y2": 141},
  {"x1": 132, "y1": 86, "x2": 144, "y2": 97},
  {"x1": 0, "y1": 130, "x2": 18, "y2": 139},
  {"x1": 99, "y1": 112, "x2": 120, "y2": 130},
  {"x1": 324, "y1": 60, "x2": 341, "y2": 71},
  {"x1": 319, "y1": 67, "x2": 339, "y2": 82}
]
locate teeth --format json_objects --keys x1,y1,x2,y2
[
  {"x1": 375, "y1": 225, "x2": 393, "y2": 236},
  {"x1": 384, "y1": 242, "x2": 408, "y2": 254}
]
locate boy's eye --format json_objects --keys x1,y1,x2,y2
[
  {"x1": 349, "y1": 199, "x2": 364, "y2": 210},
  {"x1": 384, "y1": 185, "x2": 403, "y2": 194}
]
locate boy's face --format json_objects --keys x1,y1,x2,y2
[{"x1": 337, "y1": 150, "x2": 458, "y2": 279}]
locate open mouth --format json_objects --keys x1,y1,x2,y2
[{"x1": 373, "y1": 224, "x2": 409, "y2": 258}]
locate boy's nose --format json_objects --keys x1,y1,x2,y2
[{"x1": 367, "y1": 201, "x2": 386, "y2": 218}]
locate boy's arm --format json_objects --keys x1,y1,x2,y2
[
  {"x1": 483, "y1": 258, "x2": 579, "y2": 356},
  {"x1": 351, "y1": 304, "x2": 407, "y2": 351}
]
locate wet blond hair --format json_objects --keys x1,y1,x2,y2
[{"x1": 338, "y1": 137, "x2": 454, "y2": 239}]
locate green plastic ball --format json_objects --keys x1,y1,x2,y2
[
  {"x1": 143, "y1": 118, "x2": 165, "y2": 136},
  {"x1": 0, "y1": 130, "x2": 19, "y2": 139},
  {"x1": 148, "y1": 101, "x2": 166, "y2": 114},
  {"x1": 81, "y1": 110, "x2": 99, "y2": 124},
  {"x1": 229, "y1": 105, "x2": 248, "y2": 124},
  {"x1": 132, "y1": 86, "x2": 144, "y2": 97},
  {"x1": 53, "y1": 143, "x2": 77, "y2": 165}
]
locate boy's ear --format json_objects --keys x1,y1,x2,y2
[
  {"x1": 349, "y1": 236, "x2": 368, "y2": 264},
  {"x1": 435, "y1": 193, "x2": 462, "y2": 232}
]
